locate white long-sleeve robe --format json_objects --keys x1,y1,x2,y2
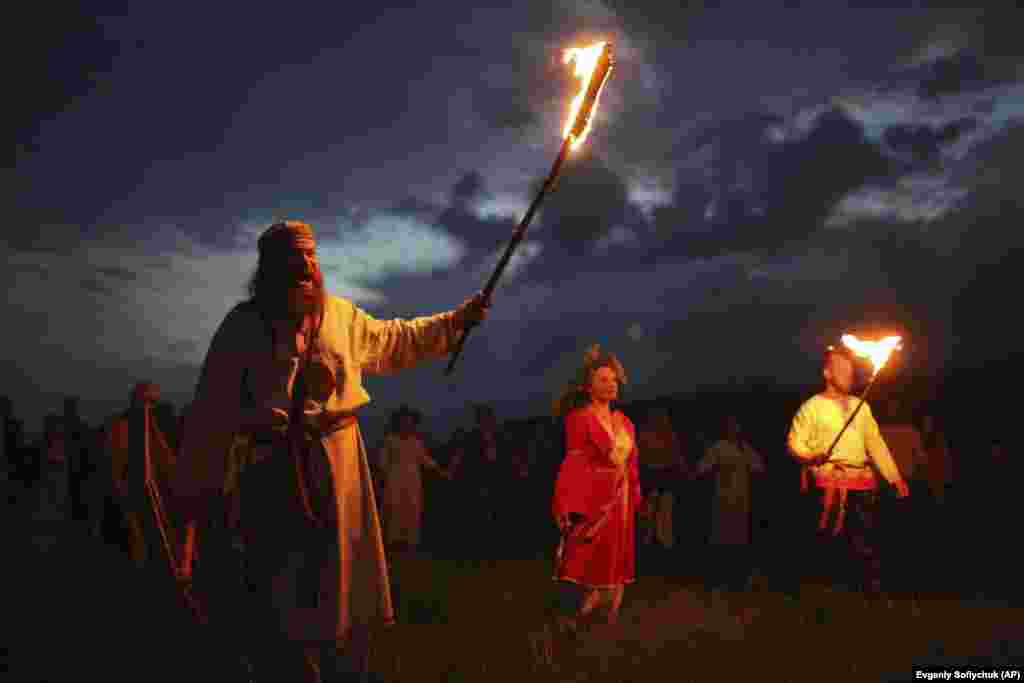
[
  {"x1": 698, "y1": 439, "x2": 765, "y2": 546},
  {"x1": 176, "y1": 294, "x2": 462, "y2": 642},
  {"x1": 378, "y1": 432, "x2": 442, "y2": 548}
]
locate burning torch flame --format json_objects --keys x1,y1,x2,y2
[
  {"x1": 563, "y1": 41, "x2": 612, "y2": 151},
  {"x1": 840, "y1": 334, "x2": 903, "y2": 378}
]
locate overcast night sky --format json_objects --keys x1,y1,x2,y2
[{"x1": 8, "y1": 3, "x2": 1024, "y2": 440}]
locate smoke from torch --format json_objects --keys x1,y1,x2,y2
[{"x1": 445, "y1": 41, "x2": 615, "y2": 376}]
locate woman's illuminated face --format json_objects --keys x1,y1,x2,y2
[{"x1": 588, "y1": 365, "x2": 620, "y2": 403}]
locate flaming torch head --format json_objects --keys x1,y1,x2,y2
[
  {"x1": 563, "y1": 41, "x2": 614, "y2": 151},
  {"x1": 840, "y1": 334, "x2": 903, "y2": 378}
]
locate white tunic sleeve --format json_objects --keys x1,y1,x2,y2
[{"x1": 351, "y1": 304, "x2": 462, "y2": 374}]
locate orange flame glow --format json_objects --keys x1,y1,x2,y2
[
  {"x1": 840, "y1": 334, "x2": 903, "y2": 377},
  {"x1": 563, "y1": 42, "x2": 609, "y2": 151}
]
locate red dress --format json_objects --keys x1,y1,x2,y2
[{"x1": 552, "y1": 408, "x2": 643, "y2": 587}]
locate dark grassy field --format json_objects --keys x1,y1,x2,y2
[
  {"x1": 6, "y1": 501, "x2": 1021, "y2": 682},
  {"x1": 375, "y1": 553, "x2": 1022, "y2": 683}
]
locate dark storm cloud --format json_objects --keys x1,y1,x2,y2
[
  {"x1": 893, "y1": 7, "x2": 1024, "y2": 77},
  {"x1": 730, "y1": 122, "x2": 1024, "y2": 371},
  {"x1": 917, "y1": 51, "x2": 989, "y2": 99},
  {"x1": 882, "y1": 119, "x2": 977, "y2": 163},
  {"x1": 383, "y1": 162, "x2": 642, "y2": 285},
  {"x1": 11, "y1": 2, "x2": 1024, "y2": 440},
  {"x1": 651, "y1": 107, "x2": 894, "y2": 259},
  {"x1": 434, "y1": 172, "x2": 518, "y2": 251},
  {"x1": 939, "y1": 125, "x2": 1024, "y2": 353},
  {"x1": 451, "y1": 171, "x2": 486, "y2": 204},
  {"x1": 534, "y1": 153, "x2": 642, "y2": 254}
]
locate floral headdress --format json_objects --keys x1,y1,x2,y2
[{"x1": 552, "y1": 344, "x2": 627, "y2": 417}]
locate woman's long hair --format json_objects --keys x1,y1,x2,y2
[{"x1": 552, "y1": 344, "x2": 627, "y2": 418}]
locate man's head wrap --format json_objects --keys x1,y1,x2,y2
[{"x1": 257, "y1": 220, "x2": 316, "y2": 255}]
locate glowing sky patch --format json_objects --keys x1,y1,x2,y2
[
  {"x1": 317, "y1": 213, "x2": 467, "y2": 287},
  {"x1": 837, "y1": 82, "x2": 1024, "y2": 159},
  {"x1": 471, "y1": 240, "x2": 543, "y2": 286},
  {"x1": 826, "y1": 176, "x2": 968, "y2": 227},
  {"x1": 470, "y1": 193, "x2": 530, "y2": 222},
  {"x1": 594, "y1": 225, "x2": 638, "y2": 251},
  {"x1": 627, "y1": 177, "x2": 673, "y2": 218}
]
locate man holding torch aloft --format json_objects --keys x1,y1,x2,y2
[
  {"x1": 787, "y1": 341, "x2": 908, "y2": 604},
  {"x1": 172, "y1": 220, "x2": 487, "y2": 682}
]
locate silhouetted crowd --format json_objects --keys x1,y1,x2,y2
[{"x1": 2, "y1": 371, "x2": 1018, "y2": 609}]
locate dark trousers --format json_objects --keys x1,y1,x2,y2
[{"x1": 814, "y1": 488, "x2": 883, "y2": 595}]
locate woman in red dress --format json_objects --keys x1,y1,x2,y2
[{"x1": 552, "y1": 345, "x2": 645, "y2": 627}]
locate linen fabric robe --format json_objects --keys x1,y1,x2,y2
[
  {"x1": 175, "y1": 294, "x2": 462, "y2": 642},
  {"x1": 552, "y1": 408, "x2": 642, "y2": 588},
  {"x1": 377, "y1": 432, "x2": 440, "y2": 548},
  {"x1": 698, "y1": 439, "x2": 765, "y2": 546}
]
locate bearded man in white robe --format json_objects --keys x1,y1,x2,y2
[{"x1": 172, "y1": 220, "x2": 487, "y2": 682}]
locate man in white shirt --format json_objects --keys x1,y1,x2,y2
[{"x1": 788, "y1": 345, "x2": 908, "y2": 603}]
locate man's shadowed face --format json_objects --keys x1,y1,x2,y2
[{"x1": 824, "y1": 353, "x2": 855, "y2": 394}]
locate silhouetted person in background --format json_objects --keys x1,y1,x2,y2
[
  {"x1": 637, "y1": 407, "x2": 689, "y2": 569},
  {"x1": 378, "y1": 404, "x2": 449, "y2": 553},
  {"x1": 1, "y1": 396, "x2": 15, "y2": 503},
  {"x1": 697, "y1": 414, "x2": 765, "y2": 601},
  {"x1": 63, "y1": 396, "x2": 92, "y2": 528},
  {"x1": 104, "y1": 382, "x2": 182, "y2": 570},
  {"x1": 460, "y1": 403, "x2": 510, "y2": 565}
]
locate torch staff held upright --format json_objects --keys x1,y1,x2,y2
[
  {"x1": 445, "y1": 41, "x2": 614, "y2": 376},
  {"x1": 444, "y1": 137, "x2": 572, "y2": 375},
  {"x1": 823, "y1": 371, "x2": 881, "y2": 461},
  {"x1": 820, "y1": 334, "x2": 902, "y2": 463}
]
